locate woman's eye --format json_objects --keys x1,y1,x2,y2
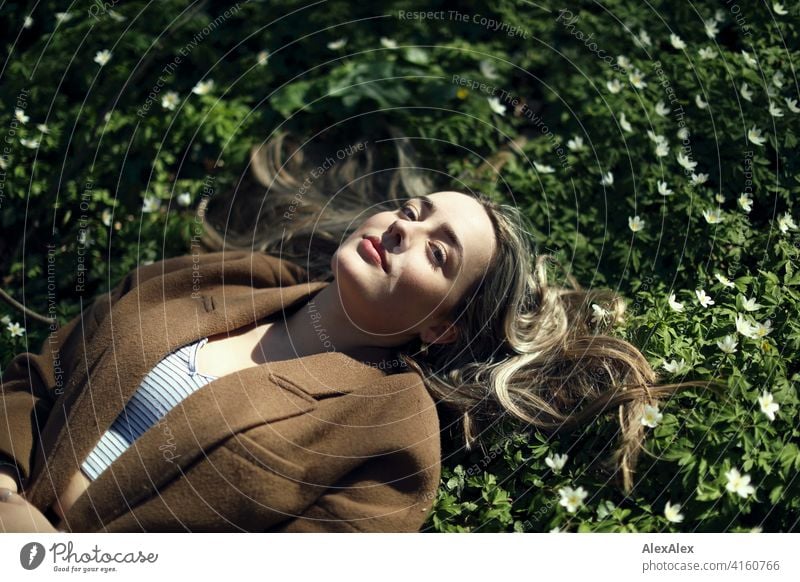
[
  {"x1": 431, "y1": 244, "x2": 446, "y2": 267},
  {"x1": 400, "y1": 204, "x2": 416, "y2": 220}
]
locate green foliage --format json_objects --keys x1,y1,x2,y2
[{"x1": 1, "y1": 0, "x2": 797, "y2": 531}]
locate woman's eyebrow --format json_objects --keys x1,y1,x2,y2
[{"x1": 415, "y1": 195, "x2": 464, "y2": 271}]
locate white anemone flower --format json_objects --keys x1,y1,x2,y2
[
  {"x1": 545, "y1": 453, "x2": 568, "y2": 473},
  {"x1": 695, "y1": 289, "x2": 715, "y2": 307},
  {"x1": 725, "y1": 468, "x2": 755, "y2": 499},
  {"x1": 655, "y1": 101, "x2": 670, "y2": 116},
  {"x1": 600, "y1": 172, "x2": 614, "y2": 186},
  {"x1": 758, "y1": 391, "x2": 780, "y2": 421},
  {"x1": 487, "y1": 96, "x2": 506, "y2": 115},
  {"x1": 778, "y1": 213, "x2": 797, "y2": 233},
  {"x1": 769, "y1": 102, "x2": 784, "y2": 117},
  {"x1": 567, "y1": 136, "x2": 585, "y2": 152},
  {"x1": 607, "y1": 78, "x2": 623, "y2": 94},
  {"x1": 742, "y1": 297, "x2": 763, "y2": 311},
  {"x1": 327, "y1": 38, "x2": 347, "y2": 50},
  {"x1": 14, "y1": 108, "x2": 29, "y2": 124},
  {"x1": 380, "y1": 37, "x2": 399, "y2": 50},
  {"x1": 747, "y1": 126, "x2": 766, "y2": 146},
  {"x1": 740, "y1": 83, "x2": 753, "y2": 102},
  {"x1": 695, "y1": 94, "x2": 708, "y2": 109},
  {"x1": 698, "y1": 47, "x2": 717, "y2": 60},
  {"x1": 703, "y1": 208, "x2": 724, "y2": 224},
  {"x1": 669, "y1": 34, "x2": 686, "y2": 50},
  {"x1": 628, "y1": 215, "x2": 645, "y2": 232},
  {"x1": 617, "y1": 55, "x2": 631, "y2": 69},
  {"x1": 716, "y1": 335, "x2": 738, "y2": 354},
  {"x1": 94, "y1": 49, "x2": 112, "y2": 66},
  {"x1": 738, "y1": 193, "x2": 753, "y2": 212},
  {"x1": 677, "y1": 151, "x2": 697, "y2": 171},
  {"x1": 479, "y1": 59, "x2": 499, "y2": 79},
  {"x1": 662, "y1": 358, "x2": 689, "y2": 375},
  {"x1": 619, "y1": 112, "x2": 632, "y2": 132},
  {"x1": 655, "y1": 142, "x2": 669, "y2": 157},
  {"x1": 533, "y1": 161, "x2": 555, "y2": 174},
  {"x1": 668, "y1": 293, "x2": 684, "y2": 312},
  {"x1": 664, "y1": 501, "x2": 684, "y2": 523},
  {"x1": 784, "y1": 97, "x2": 800, "y2": 113},
  {"x1": 741, "y1": 50, "x2": 757, "y2": 67},
  {"x1": 558, "y1": 486, "x2": 588, "y2": 513},
  {"x1": 629, "y1": 69, "x2": 647, "y2": 89},
  {"x1": 640, "y1": 404, "x2": 663, "y2": 428},
  {"x1": 691, "y1": 173, "x2": 709, "y2": 185},
  {"x1": 704, "y1": 19, "x2": 719, "y2": 38},
  {"x1": 657, "y1": 180, "x2": 673, "y2": 196},
  {"x1": 715, "y1": 273, "x2": 735, "y2": 288},
  {"x1": 192, "y1": 80, "x2": 215, "y2": 95},
  {"x1": 6, "y1": 322, "x2": 25, "y2": 337},
  {"x1": 161, "y1": 91, "x2": 180, "y2": 111},
  {"x1": 773, "y1": 3, "x2": 788, "y2": 15}
]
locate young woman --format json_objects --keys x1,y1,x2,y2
[{"x1": 0, "y1": 124, "x2": 712, "y2": 532}]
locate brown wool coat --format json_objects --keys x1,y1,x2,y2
[{"x1": 0, "y1": 251, "x2": 441, "y2": 532}]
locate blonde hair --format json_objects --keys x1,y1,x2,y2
[{"x1": 200, "y1": 122, "x2": 720, "y2": 494}]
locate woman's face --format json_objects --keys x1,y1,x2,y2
[{"x1": 331, "y1": 191, "x2": 497, "y2": 345}]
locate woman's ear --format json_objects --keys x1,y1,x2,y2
[{"x1": 420, "y1": 320, "x2": 458, "y2": 345}]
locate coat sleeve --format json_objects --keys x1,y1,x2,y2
[{"x1": 0, "y1": 250, "x2": 252, "y2": 488}]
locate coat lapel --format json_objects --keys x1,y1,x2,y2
[{"x1": 26, "y1": 257, "x2": 330, "y2": 518}]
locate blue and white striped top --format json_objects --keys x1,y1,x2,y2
[{"x1": 80, "y1": 337, "x2": 219, "y2": 481}]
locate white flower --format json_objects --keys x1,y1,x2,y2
[
  {"x1": 691, "y1": 172, "x2": 709, "y2": 185},
  {"x1": 142, "y1": 196, "x2": 161, "y2": 213},
  {"x1": 600, "y1": 172, "x2": 614, "y2": 187},
  {"x1": 55, "y1": 12, "x2": 73, "y2": 24},
  {"x1": 23, "y1": 15, "x2": 33, "y2": 28},
  {"x1": 567, "y1": 136, "x2": 585, "y2": 152},
  {"x1": 773, "y1": 3, "x2": 788, "y2": 15},
  {"x1": 641, "y1": 403, "x2": 663, "y2": 428},
  {"x1": 696, "y1": 288, "x2": 715, "y2": 307},
  {"x1": 327, "y1": 38, "x2": 347, "y2": 50},
  {"x1": 704, "y1": 19, "x2": 719, "y2": 39},
  {"x1": 655, "y1": 101, "x2": 670, "y2": 117},
  {"x1": 161, "y1": 91, "x2": 180, "y2": 111},
  {"x1": 629, "y1": 69, "x2": 647, "y2": 89},
  {"x1": 177, "y1": 192, "x2": 192, "y2": 207},
  {"x1": 380, "y1": 37, "x2": 398, "y2": 50},
  {"x1": 14, "y1": 108, "x2": 29, "y2": 124},
  {"x1": 677, "y1": 151, "x2": 697, "y2": 171},
  {"x1": 769, "y1": 102, "x2": 784, "y2": 117},
  {"x1": 20, "y1": 137, "x2": 40, "y2": 149},
  {"x1": 785, "y1": 97, "x2": 800, "y2": 113},
  {"x1": 738, "y1": 193, "x2": 753, "y2": 213},
  {"x1": 664, "y1": 501, "x2": 684, "y2": 523},
  {"x1": 740, "y1": 83, "x2": 753, "y2": 102},
  {"x1": 647, "y1": 130, "x2": 665, "y2": 144},
  {"x1": 747, "y1": 126, "x2": 766, "y2": 146},
  {"x1": 742, "y1": 297, "x2": 763, "y2": 311},
  {"x1": 558, "y1": 486, "x2": 588, "y2": 513},
  {"x1": 714, "y1": 9, "x2": 726, "y2": 22},
  {"x1": 695, "y1": 94, "x2": 708, "y2": 109},
  {"x1": 479, "y1": 59, "x2": 499, "y2": 79},
  {"x1": 778, "y1": 212, "x2": 797, "y2": 233},
  {"x1": 545, "y1": 453, "x2": 568, "y2": 473},
  {"x1": 6, "y1": 322, "x2": 25, "y2": 337},
  {"x1": 717, "y1": 335, "x2": 738, "y2": 354},
  {"x1": 758, "y1": 390, "x2": 780, "y2": 421},
  {"x1": 735, "y1": 313, "x2": 758, "y2": 338},
  {"x1": 655, "y1": 142, "x2": 669, "y2": 157},
  {"x1": 628, "y1": 215, "x2": 644, "y2": 232},
  {"x1": 591, "y1": 304, "x2": 609, "y2": 325},
  {"x1": 487, "y1": 96, "x2": 506, "y2": 115},
  {"x1": 657, "y1": 180, "x2": 673, "y2": 196},
  {"x1": 36, "y1": 123, "x2": 50, "y2": 134},
  {"x1": 741, "y1": 50, "x2": 757, "y2": 67},
  {"x1": 715, "y1": 273, "x2": 735, "y2": 288},
  {"x1": 715, "y1": 193, "x2": 726, "y2": 204},
  {"x1": 0, "y1": 315, "x2": 10, "y2": 325},
  {"x1": 668, "y1": 293, "x2": 684, "y2": 312},
  {"x1": 616, "y1": 55, "x2": 631, "y2": 70},
  {"x1": 619, "y1": 112, "x2": 632, "y2": 132},
  {"x1": 94, "y1": 49, "x2": 112, "y2": 66},
  {"x1": 607, "y1": 78, "x2": 623, "y2": 94},
  {"x1": 703, "y1": 208, "x2": 724, "y2": 224},
  {"x1": 725, "y1": 468, "x2": 755, "y2": 499},
  {"x1": 534, "y1": 161, "x2": 555, "y2": 174},
  {"x1": 108, "y1": 9, "x2": 127, "y2": 22},
  {"x1": 101, "y1": 209, "x2": 113, "y2": 227},
  {"x1": 752, "y1": 320, "x2": 773, "y2": 338},
  {"x1": 256, "y1": 50, "x2": 270, "y2": 66},
  {"x1": 192, "y1": 80, "x2": 214, "y2": 95},
  {"x1": 663, "y1": 358, "x2": 689, "y2": 374},
  {"x1": 0, "y1": 156, "x2": 7, "y2": 170},
  {"x1": 698, "y1": 47, "x2": 717, "y2": 60},
  {"x1": 669, "y1": 34, "x2": 686, "y2": 50},
  {"x1": 637, "y1": 29, "x2": 652, "y2": 48},
  {"x1": 677, "y1": 127, "x2": 690, "y2": 141},
  {"x1": 772, "y1": 71, "x2": 785, "y2": 88}
]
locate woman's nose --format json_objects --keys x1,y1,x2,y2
[{"x1": 383, "y1": 221, "x2": 406, "y2": 253}]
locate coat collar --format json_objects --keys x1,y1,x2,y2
[{"x1": 27, "y1": 256, "x2": 392, "y2": 530}]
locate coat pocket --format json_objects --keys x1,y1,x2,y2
[{"x1": 223, "y1": 432, "x2": 307, "y2": 483}]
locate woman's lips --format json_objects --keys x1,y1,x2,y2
[{"x1": 360, "y1": 236, "x2": 389, "y2": 272}]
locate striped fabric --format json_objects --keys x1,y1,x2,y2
[{"x1": 80, "y1": 337, "x2": 218, "y2": 481}]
